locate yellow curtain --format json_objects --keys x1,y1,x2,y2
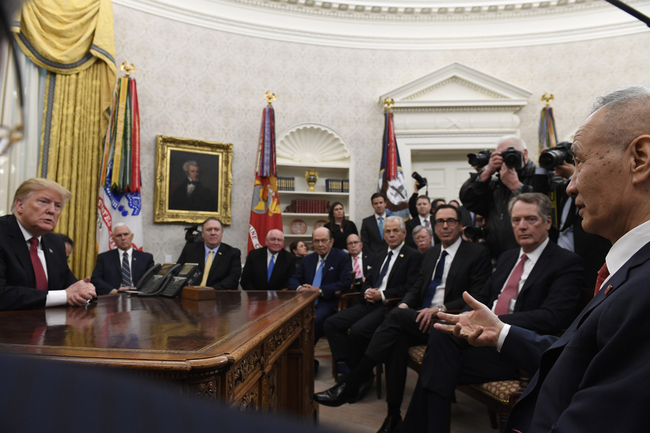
[{"x1": 12, "y1": 0, "x2": 116, "y2": 278}]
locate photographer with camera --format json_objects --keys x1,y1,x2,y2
[{"x1": 459, "y1": 135, "x2": 537, "y2": 259}]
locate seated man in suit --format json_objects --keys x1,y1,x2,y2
[
  {"x1": 346, "y1": 233, "x2": 375, "y2": 292},
  {"x1": 177, "y1": 217, "x2": 241, "y2": 291},
  {"x1": 240, "y1": 229, "x2": 295, "y2": 291},
  {"x1": 324, "y1": 216, "x2": 423, "y2": 374},
  {"x1": 360, "y1": 193, "x2": 388, "y2": 253},
  {"x1": 91, "y1": 223, "x2": 155, "y2": 295},
  {"x1": 405, "y1": 195, "x2": 435, "y2": 249},
  {"x1": 401, "y1": 193, "x2": 585, "y2": 432},
  {"x1": 0, "y1": 178, "x2": 96, "y2": 311},
  {"x1": 412, "y1": 225, "x2": 433, "y2": 254},
  {"x1": 315, "y1": 205, "x2": 491, "y2": 433},
  {"x1": 288, "y1": 227, "x2": 352, "y2": 344},
  {"x1": 433, "y1": 85, "x2": 650, "y2": 433}
]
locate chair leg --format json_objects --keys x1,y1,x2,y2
[
  {"x1": 376, "y1": 363, "x2": 383, "y2": 399},
  {"x1": 487, "y1": 408, "x2": 498, "y2": 430}
]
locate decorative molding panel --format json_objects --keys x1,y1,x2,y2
[{"x1": 277, "y1": 123, "x2": 351, "y2": 165}]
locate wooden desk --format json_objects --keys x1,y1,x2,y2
[{"x1": 0, "y1": 290, "x2": 318, "y2": 418}]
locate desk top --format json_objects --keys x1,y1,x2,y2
[{"x1": 0, "y1": 291, "x2": 316, "y2": 371}]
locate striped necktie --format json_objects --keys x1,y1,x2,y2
[{"x1": 121, "y1": 251, "x2": 132, "y2": 287}]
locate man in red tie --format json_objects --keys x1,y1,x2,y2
[
  {"x1": 0, "y1": 178, "x2": 96, "y2": 311},
  {"x1": 401, "y1": 192, "x2": 584, "y2": 432}
]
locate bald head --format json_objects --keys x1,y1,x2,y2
[{"x1": 312, "y1": 227, "x2": 333, "y2": 257}]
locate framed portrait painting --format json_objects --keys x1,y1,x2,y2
[{"x1": 154, "y1": 135, "x2": 233, "y2": 224}]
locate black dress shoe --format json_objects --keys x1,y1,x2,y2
[
  {"x1": 356, "y1": 373, "x2": 375, "y2": 401},
  {"x1": 377, "y1": 414, "x2": 402, "y2": 433},
  {"x1": 314, "y1": 382, "x2": 359, "y2": 407}
]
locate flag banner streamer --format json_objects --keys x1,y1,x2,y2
[
  {"x1": 248, "y1": 104, "x2": 283, "y2": 253},
  {"x1": 378, "y1": 111, "x2": 409, "y2": 220},
  {"x1": 97, "y1": 76, "x2": 143, "y2": 253}
]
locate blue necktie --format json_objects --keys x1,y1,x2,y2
[
  {"x1": 267, "y1": 254, "x2": 275, "y2": 282},
  {"x1": 421, "y1": 250, "x2": 448, "y2": 309},
  {"x1": 378, "y1": 216, "x2": 384, "y2": 240},
  {"x1": 121, "y1": 251, "x2": 132, "y2": 287},
  {"x1": 312, "y1": 259, "x2": 324, "y2": 287},
  {"x1": 374, "y1": 251, "x2": 393, "y2": 288}
]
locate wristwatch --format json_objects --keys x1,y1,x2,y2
[{"x1": 437, "y1": 305, "x2": 446, "y2": 312}]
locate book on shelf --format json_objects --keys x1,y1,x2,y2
[{"x1": 277, "y1": 176, "x2": 295, "y2": 191}]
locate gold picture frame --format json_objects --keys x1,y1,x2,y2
[{"x1": 154, "y1": 135, "x2": 233, "y2": 225}]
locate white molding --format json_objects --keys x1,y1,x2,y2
[{"x1": 113, "y1": 0, "x2": 650, "y2": 50}]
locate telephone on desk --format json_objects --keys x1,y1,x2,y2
[{"x1": 125, "y1": 263, "x2": 202, "y2": 297}]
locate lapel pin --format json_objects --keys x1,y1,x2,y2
[
  {"x1": 133, "y1": 257, "x2": 137, "y2": 261},
  {"x1": 399, "y1": 254, "x2": 404, "y2": 258},
  {"x1": 48, "y1": 249, "x2": 53, "y2": 253}
]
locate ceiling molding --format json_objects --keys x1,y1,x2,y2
[{"x1": 113, "y1": 0, "x2": 650, "y2": 50}]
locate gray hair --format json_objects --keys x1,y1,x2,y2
[
  {"x1": 384, "y1": 215, "x2": 406, "y2": 232},
  {"x1": 590, "y1": 84, "x2": 650, "y2": 151},
  {"x1": 412, "y1": 225, "x2": 433, "y2": 240},
  {"x1": 496, "y1": 135, "x2": 527, "y2": 151},
  {"x1": 508, "y1": 193, "x2": 553, "y2": 221},
  {"x1": 113, "y1": 222, "x2": 130, "y2": 232},
  {"x1": 182, "y1": 160, "x2": 199, "y2": 174}
]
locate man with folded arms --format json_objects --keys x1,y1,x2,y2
[
  {"x1": 0, "y1": 178, "x2": 96, "y2": 310},
  {"x1": 315, "y1": 205, "x2": 491, "y2": 433}
]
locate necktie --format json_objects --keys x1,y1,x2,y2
[
  {"x1": 121, "y1": 251, "x2": 133, "y2": 287},
  {"x1": 374, "y1": 251, "x2": 393, "y2": 288},
  {"x1": 353, "y1": 256, "x2": 362, "y2": 279},
  {"x1": 378, "y1": 216, "x2": 384, "y2": 240},
  {"x1": 28, "y1": 238, "x2": 47, "y2": 291},
  {"x1": 312, "y1": 259, "x2": 324, "y2": 288},
  {"x1": 424, "y1": 219, "x2": 429, "y2": 228},
  {"x1": 200, "y1": 250, "x2": 214, "y2": 287},
  {"x1": 494, "y1": 254, "x2": 528, "y2": 315},
  {"x1": 268, "y1": 254, "x2": 275, "y2": 282},
  {"x1": 594, "y1": 262, "x2": 610, "y2": 295},
  {"x1": 420, "y1": 251, "x2": 448, "y2": 309}
]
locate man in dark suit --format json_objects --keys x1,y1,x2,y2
[
  {"x1": 411, "y1": 225, "x2": 434, "y2": 254},
  {"x1": 405, "y1": 195, "x2": 435, "y2": 249},
  {"x1": 241, "y1": 229, "x2": 295, "y2": 291},
  {"x1": 0, "y1": 178, "x2": 96, "y2": 311},
  {"x1": 169, "y1": 160, "x2": 216, "y2": 212},
  {"x1": 324, "y1": 216, "x2": 423, "y2": 373},
  {"x1": 91, "y1": 223, "x2": 155, "y2": 295},
  {"x1": 177, "y1": 217, "x2": 241, "y2": 291},
  {"x1": 402, "y1": 193, "x2": 584, "y2": 432},
  {"x1": 360, "y1": 193, "x2": 388, "y2": 253},
  {"x1": 346, "y1": 233, "x2": 375, "y2": 292},
  {"x1": 288, "y1": 227, "x2": 352, "y2": 343},
  {"x1": 315, "y1": 206, "x2": 491, "y2": 433},
  {"x1": 434, "y1": 85, "x2": 650, "y2": 433}
]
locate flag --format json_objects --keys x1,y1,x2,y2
[
  {"x1": 378, "y1": 110, "x2": 409, "y2": 220},
  {"x1": 248, "y1": 101, "x2": 282, "y2": 253},
  {"x1": 97, "y1": 74, "x2": 143, "y2": 253}
]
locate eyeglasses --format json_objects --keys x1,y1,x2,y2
[
  {"x1": 346, "y1": 241, "x2": 361, "y2": 246},
  {"x1": 435, "y1": 218, "x2": 458, "y2": 227},
  {"x1": 312, "y1": 239, "x2": 331, "y2": 245}
]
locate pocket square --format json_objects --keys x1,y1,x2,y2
[{"x1": 329, "y1": 267, "x2": 334, "y2": 271}]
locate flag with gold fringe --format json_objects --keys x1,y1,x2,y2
[
  {"x1": 378, "y1": 100, "x2": 409, "y2": 221},
  {"x1": 97, "y1": 65, "x2": 143, "y2": 253},
  {"x1": 247, "y1": 94, "x2": 283, "y2": 254}
]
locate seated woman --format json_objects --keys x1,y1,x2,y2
[{"x1": 324, "y1": 202, "x2": 358, "y2": 251}]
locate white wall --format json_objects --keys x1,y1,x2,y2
[{"x1": 112, "y1": 3, "x2": 650, "y2": 263}]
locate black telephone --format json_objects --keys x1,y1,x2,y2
[{"x1": 125, "y1": 263, "x2": 201, "y2": 298}]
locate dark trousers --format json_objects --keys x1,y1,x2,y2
[
  {"x1": 324, "y1": 302, "x2": 386, "y2": 367},
  {"x1": 315, "y1": 301, "x2": 338, "y2": 344},
  {"x1": 402, "y1": 331, "x2": 519, "y2": 432}
]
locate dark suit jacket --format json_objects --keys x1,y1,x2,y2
[
  {"x1": 361, "y1": 244, "x2": 423, "y2": 301},
  {"x1": 349, "y1": 251, "x2": 375, "y2": 281},
  {"x1": 0, "y1": 214, "x2": 77, "y2": 311},
  {"x1": 240, "y1": 247, "x2": 296, "y2": 291},
  {"x1": 91, "y1": 249, "x2": 155, "y2": 295},
  {"x1": 177, "y1": 242, "x2": 241, "y2": 290},
  {"x1": 501, "y1": 241, "x2": 650, "y2": 433},
  {"x1": 169, "y1": 179, "x2": 216, "y2": 212},
  {"x1": 401, "y1": 240, "x2": 491, "y2": 311},
  {"x1": 287, "y1": 248, "x2": 352, "y2": 302},
  {"x1": 405, "y1": 216, "x2": 439, "y2": 249},
  {"x1": 360, "y1": 215, "x2": 387, "y2": 253},
  {"x1": 475, "y1": 240, "x2": 584, "y2": 334}
]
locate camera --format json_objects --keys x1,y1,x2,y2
[
  {"x1": 184, "y1": 224, "x2": 202, "y2": 243},
  {"x1": 463, "y1": 226, "x2": 488, "y2": 243},
  {"x1": 412, "y1": 172, "x2": 428, "y2": 188},
  {"x1": 539, "y1": 141, "x2": 574, "y2": 170},
  {"x1": 501, "y1": 146, "x2": 523, "y2": 169},
  {"x1": 467, "y1": 150, "x2": 492, "y2": 168}
]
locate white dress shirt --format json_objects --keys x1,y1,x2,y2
[
  {"x1": 429, "y1": 236, "x2": 462, "y2": 308},
  {"x1": 369, "y1": 242, "x2": 404, "y2": 301}
]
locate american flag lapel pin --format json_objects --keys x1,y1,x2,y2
[
  {"x1": 399, "y1": 254, "x2": 404, "y2": 258},
  {"x1": 49, "y1": 248, "x2": 53, "y2": 253}
]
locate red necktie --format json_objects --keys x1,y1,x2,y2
[
  {"x1": 594, "y1": 263, "x2": 610, "y2": 295},
  {"x1": 494, "y1": 254, "x2": 528, "y2": 315},
  {"x1": 29, "y1": 237, "x2": 48, "y2": 291}
]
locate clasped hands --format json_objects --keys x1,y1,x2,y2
[
  {"x1": 433, "y1": 292, "x2": 505, "y2": 348},
  {"x1": 364, "y1": 288, "x2": 382, "y2": 304}
]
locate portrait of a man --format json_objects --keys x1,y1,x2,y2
[{"x1": 168, "y1": 152, "x2": 219, "y2": 212}]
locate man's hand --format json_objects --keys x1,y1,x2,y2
[
  {"x1": 433, "y1": 292, "x2": 505, "y2": 347},
  {"x1": 364, "y1": 288, "x2": 382, "y2": 304},
  {"x1": 554, "y1": 161, "x2": 575, "y2": 180},
  {"x1": 479, "y1": 151, "x2": 503, "y2": 180},
  {"x1": 298, "y1": 284, "x2": 319, "y2": 293},
  {"x1": 65, "y1": 277, "x2": 96, "y2": 306},
  {"x1": 500, "y1": 165, "x2": 522, "y2": 193},
  {"x1": 398, "y1": 303, "x2": 408, "y2": 309},
  {"x1": 415, "y1": 307, "x2": 440, "y2": 332}
]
